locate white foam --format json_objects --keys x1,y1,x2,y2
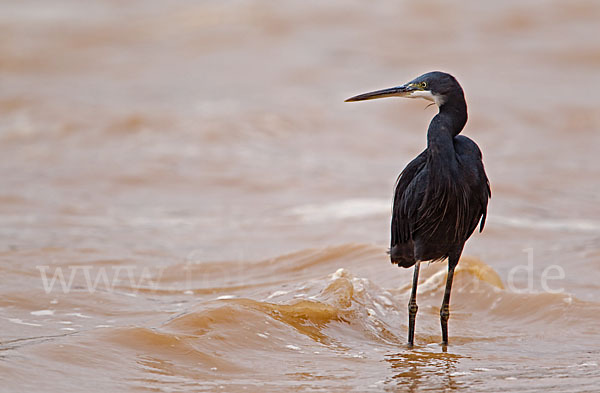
[
  {"x1": 31, "y1": 310, "x2": 54, "y2": 316},
  {"x1": 491, "y1": 215, "x2": 600, "y2": 233},
  {"x1": 331, "y1": 268, "x2": 349, "y2": 280},
  {"x1": 289, "y1": 198, "x2": 389, "y2": 222},
  {"x1": 216, "y1": 295, "x2": 237, "y2": 300},
  {"x1": 8, "y1": 318, "x2": 42, "y2": 327},
  {"x1": 285, "y1": 344, "x2": 301, "y2": 350},
  {"x1": 65, "y1": 312, "x2": 92, "y2": 319},
  {"x1": 377, "y1": 295, "x2": 393, "y2": 306},
  {"x1": 450, "y1": 371, "x2": 472, "y2": 377},
  {"x1": 267, "y1": 290, "x2": 288, "y2": 299},
  {"x1": 373, "y1": 302, "x2": 386, "y2": 316},
  {"x1": 288, "y1": 198, "x2": 600, "y2": 233}
]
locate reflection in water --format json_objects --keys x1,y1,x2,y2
[{"x1": 385, "y1": 348, "x2": 464, "y2": 392}]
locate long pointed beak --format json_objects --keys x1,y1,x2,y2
[{"x1": 345, "y1": 85, "x2": 415, "y2": 102}]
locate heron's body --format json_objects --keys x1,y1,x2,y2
[{"x1": 346, "y1": 71, "x2": 490, "y2": 346}]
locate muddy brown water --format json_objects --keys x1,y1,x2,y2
[{"x1": 1, "y1": 1, "x2": 600, "y2": 391}]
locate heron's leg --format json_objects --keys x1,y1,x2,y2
[
  {"x1": 407, "y1": 261, "x2": 421, "y2": 346},
  {"x1": 440, "y1": 261, "x2": 457, "y2": 346}
]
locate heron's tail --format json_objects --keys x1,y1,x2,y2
[{"x1": 389, "y1": 243, "x2": 416, "y2": 268}]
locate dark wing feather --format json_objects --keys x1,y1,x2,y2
[
  {"x1": 478, "y1": 172, "x2": 491, "y2": 232},
  {"x1": 391, "y1": 150, "x2": 427, "y2": 247},
  {"x1": 454, "y1": 135, "x2": 491, "y2": 239}
]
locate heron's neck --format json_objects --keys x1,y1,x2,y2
[
  {"x1": 426, "y1": 94, "x2": 467, "y2": 165},
  {"x1": 439, "y1": 92, "x2": 467, "y2": 135}
]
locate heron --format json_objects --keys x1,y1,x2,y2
[{"x1": 345, "y1": 71, "x2": 490, "y2": 346}]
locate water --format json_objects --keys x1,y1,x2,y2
[{"x1": 1, "y1": 0, "x2": 600, "y2": 391}]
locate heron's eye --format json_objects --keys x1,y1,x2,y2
[{"x1": 420, "y1": 82, "x2": 428, "y2": 89}]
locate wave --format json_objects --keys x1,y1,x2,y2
[
  {"x1": 9, "y1": 244, "x2": 595, "y2": 392},
  {"x1": 103, "y1": 244, "x2": 599, "y2": 365}
]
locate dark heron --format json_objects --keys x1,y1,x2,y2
[{"x1": 345, "y1": 71, "x2": 490, "y2": 346}]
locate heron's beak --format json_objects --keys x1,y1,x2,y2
[{"x1": 345, "y1": 84, "x2": 416, "y2": 102}]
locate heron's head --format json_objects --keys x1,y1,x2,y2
[{"x1": 345, "y1": 71, "x2": 463, "y2": 108}]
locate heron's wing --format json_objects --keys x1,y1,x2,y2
[
  {"x1": 477, "y1": 168, "x2": 491, "y2": 232},
  {"x1": 391, "y1": 150, "x2": 427, "y2": 247},
  {"x1": 453, "y1": 135, "x2": 491, "y2": 238}
]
